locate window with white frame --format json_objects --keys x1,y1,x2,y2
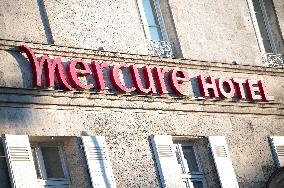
[
  {"x1": 247, "y1": 0, "x2": 275, "y2": 54},
  {"x1": 137, "y1": 0, "x2": 173, "y2": 57},
  {"x1": 31, "y1": 143, "x2": 70, "y2": 187},
  {"x1": 247, "y1": 0, "x2": 284, "y2": 67},
  {"x1": 174, "y1": 141, "x2": 206, "y2": 188}
]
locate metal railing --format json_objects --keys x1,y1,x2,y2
[
  {"x1": 262, "y1": 53, "x2": 284, "y2": 68},
  {"x1": 147, "y1": 40, "x2": 174, "y2": 58}
]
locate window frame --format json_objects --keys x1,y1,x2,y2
[
  {"x1": 247, "y1": 0, "x2": 277, "y2": 54},
  {"x1": 31, "y1": 142, "x2": 70, "y2": 186},
  {"x1": 174, "y1": 141, "x2": 207, "y2": 188},
  {"x1": 137, "y1": 0, "x2": 169, "y2": 42}
]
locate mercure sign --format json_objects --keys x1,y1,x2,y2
[{"x1": 20, "y1": 45, "x2": 274, "y2": 101}]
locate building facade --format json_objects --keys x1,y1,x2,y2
[{"x1": 0, "y1": 0, "x2": 284, "y2": 188}]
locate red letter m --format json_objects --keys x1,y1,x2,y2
[{"x1": 20, "y1": 45, "x2": 73, "y2": 90}]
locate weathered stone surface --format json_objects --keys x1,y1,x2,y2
[
  {"x1": 0, "y1": 0, "x2": 47, "y2": 43},
  {"x1": 168, "y1": 0, "x2": 262, "y2": 66},
  {"x1": 0, "y1": 0, "x2": 284, "y2": 187}
]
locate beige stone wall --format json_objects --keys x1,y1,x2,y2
[
  {"x1": 0, "y1": 89, "x2": 283, "y2": 187},
  {"x1": 0, "y1": 0, "x2": 284, "y2": 187},
  {"x1": 0, "y1": 0, "x2": 267, "y2": 66},
  {"x1": 0, "y1": 0, "x2": 47, "y2": 43},
  {"x1": 0, "y1": 41, "x2": 283, "y2": 187},
  {"x1": 167, "y1": 0, "x2": 262, "y2": 66},
  {"x1": 0, "y1": 0, "x2": 149, "y2": 54}
]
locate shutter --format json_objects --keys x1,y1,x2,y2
[
  {"x1": 269, "y1": 136, "x2": 284, "y2": 167},
  {"x1": 81, "y1": 136, "x2": 117, "y2": 188},
  {"x1": 208, "y1": 136, "x2": 239, "y2": 188},
  {"x1": 2, "y1": 134, "x2": 38, "y2": 188},
  {"x1": 150, "y1": 135, "x2": 184, "y2": 188}
]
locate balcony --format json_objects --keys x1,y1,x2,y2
[
  {"x1": 262, "y1": 53, "x2": 284, "y2": 68},
  {"x1": 147, "y1": 40, "x2": 174, "y2": 58}
]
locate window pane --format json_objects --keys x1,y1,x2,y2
[
  {"x1": 181, "y1": 146, "x2": 199, "y2": 172},
  {"x1": 252, "y1": 0, "x2": 262, "y2": 14},
  {"x1": 142, "y1": 0, "x2": 158, "y2": 26},
  {"x1": 149, "y1": 26, "x2": 163, "y2": 41},
  {"x1": 142, "y1": 0, "x2": 163, "y2": 41},
  {"x1": 41, "y1": 146, "x2": 65, "y2": 179},
  {"x1": 0, "y1": 158, "x2": 11, "y2": 188},
  {"x1": 182, "y1": 179, "x2": 192, "y2": 188},
  {"x1": 31, "y1": 147, "x2": 42, "y2": 179},
  {"x1": 175, "y1": 145, "x2": 185, "y2": 173},
  {"x1": 193, "y1": 181, "x2": 204, "y2": 188},
  {"x1": 0, "y1": 140, "x2": 11, "y2": 188}
]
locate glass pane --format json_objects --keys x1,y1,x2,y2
[
  {"x1": 252, "y1": 0, "x2": 262, "y2": 14},
  {"x1": 41, "y1": 146, "x2": 65, "y2": 179},
  {"x1": 181, "y1": 146, "x2": 199, "y2": 172},
  {"x1": 142, "y1": 0, "x2": 158, "y2": 26},
  {"x1": 182, "y1": 179, "x2": 192, "y2": 188},
  {"x1": 252, "y1": 2, "x2": 273, "y2": 53},
  {"x1": 149, "y1": 26, "x2": 163, "y2": 41},
  {"x1": 262, "y1": 39, "x2": 273, "y2": 53},
  {"x1": 31, "y1": 147, "x2": 42, "y2": 179},
  {"x1": 142, "y1": 0, "x2": 163, "y2": 41},
  {"x1": 175, "y1": 145, "x2": 185, "y2": 173},
  {"x1": 0, "y1": 141, "x2": 4, "y2": 156},
  {"x1": 193, "y1": 181, "x2": 204, "y2": 188},
  {"x1": 0, "y1": 140, "x2": 11, "y2": 188}
]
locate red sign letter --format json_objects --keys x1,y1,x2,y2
[
  {"x1": 66, "y1": 59, "x2": 93, "y2": 90},
  {"x1": 258, "y1": 80, "x2": 274, "y2": 101},
  {"x1": 232, "y1": 78, "x2": 246, "y2": 100},
  {"x1": 217, "y1": 78, "x2": 235, "y2": 99},
  {"x1": 246, "y1": 79, "x2": 262, "y2": 100},
  {"x1": 169, "y1": 69, "x2": 189, "y2": 96},
  {"x1": 20, "y1": 45, "x2": 73, "y2": 91},
  {"x1": 197, "y1": 75, "x2": 219, "y2": 98},
  {"x1": 129, "y1": 65, "x2": 156, "y2": 94},
  {"x1": 92, "y1": 61, "x2": 109, "y2": 91},
  {"x1": 152, "y1": 67, "x2": 168, "y2": 95},
  {"x1": 110, "y1": 64, "x2": 135, "y2": 93}
]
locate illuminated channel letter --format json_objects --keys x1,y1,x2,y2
[
  {"x1": 232, "y1": 78, "x2": 246, "y2": 100},
  {"x1": 20, "y1": 45, "x2": 73, "y2": 91},
  {"x1": 258, "y1": 80, "x2": 274, "y2": 101},
  {"x1": 152, "y1": 67, "x2": 168, "y2": 95},
  {"x1": 129, "y1": 65, "x2": 156, "y2": 94},
  {"x1": 92, "y1": 61, "x2": 109, "y2": 91},
  {"x1": 169, "y1": 69, "x2": 189, "y2": 96},
  {"x1": 66, "y1": 59, "x2": 93, "y2": 90},
  {"x1": 246, "y1": 79, "x2": 263, "y2": 101},
  {"x1": 197, "y1": 75, "x2": 219, "y2": 98},
  {"x1": 217, "y1": 78, "x2": 235, "y2": 99},
  {"x1": 110, "y1": 64, "x2": 135, "y2": 93}
]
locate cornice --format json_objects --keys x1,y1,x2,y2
[{"x1": 0, "y1": 39, "x2": 283, "y2": 77}]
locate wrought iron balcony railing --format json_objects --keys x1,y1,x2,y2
[
  {"x1": 262, "y1": 53, "x2": 284, "y2": 68},
  {"x1": 147, "y1": 40, "x2": 174, "y2": 58}
]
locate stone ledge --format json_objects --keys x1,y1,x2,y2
[
  {"x1": 0, "y1": 87, "x2": 283, "y2": 116},
  {"x1": 1, "y1": 38, "x2": 284, "y2": 77}
]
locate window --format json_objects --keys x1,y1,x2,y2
[
  {"x1": 137, "y1": 0, "x2": 173, "y2": 57},
  {"x1": 151, "y1": 135, "x2": 238, "y2": 188},
  {"x1": 138, "y1": 0, "x2": 166, "y2": 41},
  {"x1": 174, "y1": 142, "x2": 206, "y2": 188},
  {"x1": 269, "y1": 136, "x2": 284, "y2": 167},
  {"x1": 247, "y1": 0, "x2": 284, "y2": 67},
  {"x1": 247, "y1": 0, "x2": 276, "y2": 54},
  {"x1": 31, "y1": 143, "x2": 69, "y2": 187}
]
